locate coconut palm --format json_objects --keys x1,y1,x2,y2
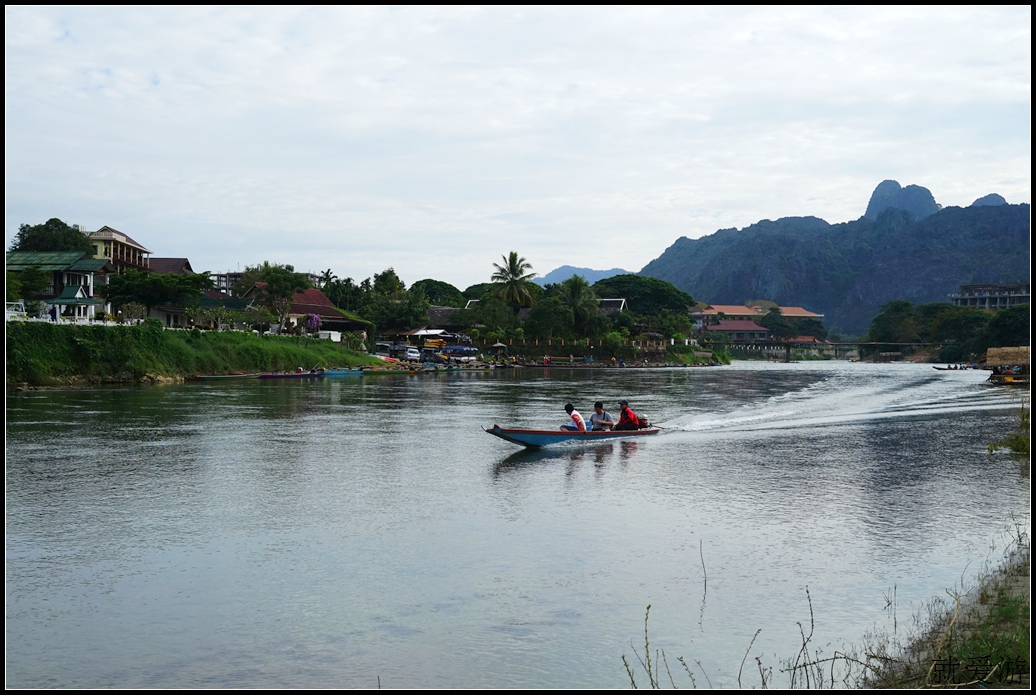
[
  {"x1": 491, "y1": 252, "x2": 537, "y2": 306},
  {"x1": 557, "y1": 275, "x2": 600, "y2": 333}
]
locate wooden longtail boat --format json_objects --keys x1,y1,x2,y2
[
  {"x1": 483, "y1": 425, "x2": 660, "y2": 449},
  {"x1": 195, "y1": 372, "x2": 260, "y2": 380},
  {"x1": 323, "y1": 368, "x2": 364, "y2": 377},
  {"x1": 258, "y1": 370, "x2": 325, "y2": 379}
]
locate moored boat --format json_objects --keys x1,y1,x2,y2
[
  {"x1": 195, "y1": 372, "x2": 260, "y2": 380},
  {"x1": 323, "y1": 368, "x2": 364, "y2": 377},
  {"x1": 483, "y1": 425, "x2": 660, "y2": 449},
  {"x1": 258, "y1": 369, "x2": 325, "y2": 379}
]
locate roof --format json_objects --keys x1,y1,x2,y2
[
  {"x1": 703, "y1": 320, "x2": 769, "y2": 332},
  {"x1": 428, "y1": 305, "x2": 463, "y2": 326},
  {"x1": 692, "y1": 304, "x2": 824, "y2": 319},
  {"x1": 770, "y1": 306, "x2": 823, "y2": 318},
  {"x1": 46, "y1": 285, "x2": 100, "y2": 305},
  {"x1": 599, "y1": 298, "x2": 628, "y2": 313},
  {"x1": 69, "y1": 257, "x2": 115, "y2": 272},
  {"x1": 149, "y1": 258, "x2": 194, "y2": 275},
  {"x1": 89, "y1": 226, "x2": 154, "y2": 254},
  {"x1": 985, "y1": 346, "x2": 1030, "y2": 366},
  {"x1": 6, "y1": 251, "x2": 88, "y2": 271}
]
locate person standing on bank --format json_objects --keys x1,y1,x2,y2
[
  {"x1": 588, "y1": 402, "x2": 615, "y2": 431},
  {"x1": 561, "y1": 403, "x2": 587, "y2": 432},
  {"x1": 615, "y1": 400, "x2": 640, "y2": 430}
]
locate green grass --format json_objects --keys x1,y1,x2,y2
[{"x1": 6, "y1": 321, "x2": 381, "y2": 385}]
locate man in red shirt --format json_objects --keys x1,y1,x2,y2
[{"x1": 615, "y1": 400, "x2": 640, "y2": 430}]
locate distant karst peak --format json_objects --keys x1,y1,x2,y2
[
  {"x1": 971, "y1": 193, "x2": 1008, "y2": 207},
  {"x1": 864, "y1": 180, "x2": 940, "y2": 221}
]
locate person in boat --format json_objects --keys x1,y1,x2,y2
[
  {"x1": 588, "y1": 401, "x2": 615, "y2": 431},
  {"x1": 561, "y1": 403, "x2": 587, "y2": 432},
  {"x1": 614, "y1": 400, "x2": 640, "y2": 431}
]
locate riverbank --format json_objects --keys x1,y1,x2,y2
[
  {"x1": 867, "y1": 533, "x2": 1030, "y2": 688},
  {"x1": 5, "y1": 321, "x2": 382, "y2": 387}
]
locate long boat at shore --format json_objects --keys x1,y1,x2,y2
[
  {"x1": 195, "y1": 372, "x2": 260, "y2": 380},
  {"x1": 483, "y1": 425, "x2": 660, "y2": 449}
]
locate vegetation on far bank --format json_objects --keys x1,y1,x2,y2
[
  {"x1": 867, "y1": 300, "x2": 1029, "y2": 361},
  {"x1": 6, "y1": 321, "x2": 381, "y2": 386}
]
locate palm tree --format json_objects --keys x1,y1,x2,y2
[
  {"x1": 318, "y1": 269, "x2": 337, "y2": 289},
  {"x1": 558, "y1": 275, "x2": 599, "y2": 332},
  {"x1": 491, "y1": 252, "x2": 537, "y2": 306}
]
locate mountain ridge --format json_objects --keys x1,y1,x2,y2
[{"x1": 639, "y1": 202, "x2": 1030, "y2": 335}]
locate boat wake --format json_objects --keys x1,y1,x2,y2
[{"x1": 661, "y1": 368, "x2": 1024, "y2": 435}]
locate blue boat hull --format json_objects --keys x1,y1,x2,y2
[{"x1": 483, "y1": 425, "x2": 660, "y2": 449}]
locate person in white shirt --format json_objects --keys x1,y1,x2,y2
[{"x1": 561, "y1": 403, "x2": 587, "y2": 432}]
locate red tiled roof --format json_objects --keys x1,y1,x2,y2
[{"x1": 776, "y1": 306, "x2": 823, "y2": 318}]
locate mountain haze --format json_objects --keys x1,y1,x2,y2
[{"x1": 534, "y1": 265, "x2": 632, "y2": 286}]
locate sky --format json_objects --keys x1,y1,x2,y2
[{"x1": 5, "y1": 6, "x2": 1031, "y2": 290}]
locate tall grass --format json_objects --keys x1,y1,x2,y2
[{"x1": 6, "y1": 322, "x2": 381, "y2": 385}]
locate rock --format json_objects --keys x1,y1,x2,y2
[
  {"x1": 971, "y1": 193, "x2": 1008, "y2": 207},
  {"x1": 864, "y1": 180, "x2": 941, "y2": 221}
]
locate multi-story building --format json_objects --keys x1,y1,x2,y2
[
  {"x1": 86, "y1": 226, "x2": 152, "y2": 273},
  {"x1": 948, "y1": 283, "x2": 1029, "y2": 310}
]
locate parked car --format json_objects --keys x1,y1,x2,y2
[{"x1": 404, "y1": 347, "x2": 421, "y2": 361}]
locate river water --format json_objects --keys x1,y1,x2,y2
[{"x1": 5, "y1": 362, "x2": 1029, "y2": 688}]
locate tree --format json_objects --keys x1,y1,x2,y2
[
  {"x1": 107, "y1": 270, "x2": 214, "y2": 314},
  {"x1": 557, "y1": 275, "x2": 600, "y2": 335},
  {"x1": 372, "y1": 268, "x2": 406, "y2": 295},
  {"x1": 364, "y1": 290, "x2": 430, "y2": 332},
  {"x1": 10, "y1": 218, "x2": 94, "y2": 254},
  {"x1": 759, "y1": 307, "x2": 799, "y2": 340},
  {"x1": 325, "y1": 276, "x2": 364, "y2": 312},
  {"x1": 257, "y1": 265, "x2": 312, "y2": 329},
  {"x1": 591, "y1": 275, "x2": 693, "y2": 317},
  {"x1": 231, "y1": 261, "x2": 311, "y2": 298},
  {"x1": 14, "y1": 265, "x2": 51, "y2": 300},
  {"x1": 796, "y1": 318, "x2": 828, "y2": 341},
  {"x1": 985, "y1": 303, "x2": 1029, "y2": 348},
  {"x1": 6, "y1": 271, "x2": 21, "y2": 301},
  {"x1": 318, "y1": 269, "x2": 337, "y2": 288},
  {"x1": 525, "y1": 296, "x2": 574, "y2": 339},
  {"x1": 410, "y1": 279, "x2": 466, "y2": 307},
  {"x1": 866, "y1": 300, "x2": 921, "y2": 344},
  {"x1": 491, "y1": 252, "x2": 537, "y2": 306}
]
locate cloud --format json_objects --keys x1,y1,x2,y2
[{"x1": 5, "y1": 6, "x2": 1031, "y2": 288}]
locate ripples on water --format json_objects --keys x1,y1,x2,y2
[{"x1": 5, "y1": 362, "x2": 1029, "y2": 687}]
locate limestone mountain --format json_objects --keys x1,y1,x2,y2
[
  {"x1": 864, "y1": 180, "x2": 941, "y2": 221},
  {"x1": 640, "y1": 202, "x2": 1030, "y2": 336},
  {"x1": 534, "y1": 265, "x2": 632, "y2": 286},
  {"x1": 971, "y1": 193, "x2": 1008, "y2": 207}
]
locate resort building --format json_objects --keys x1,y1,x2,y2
[
  {"x1": 689, "y1": 304, "x2": 824, "y2": 330},
  {"x1": 948, "y1": 283, "x2": 1029, "y2": 310},
  {"x1": 86, "y1": 226, "x2": 152, "y2": 273},
  {"x1": 700, "y1": 319, "x2": 770, "y2": 341},
  {"x1": 6, "y1": 251, "x2": 115, "y2": 319}
]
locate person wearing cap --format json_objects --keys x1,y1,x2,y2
[
  {"x1": 588, "y1": 401, "x2": 615, "y2": 431},
  {"x1": 615, "y1": 400, "x2": 640, "y2": 430},
  {"x1": 560, "y1": 403, "x2": 587, "y2": 432}
]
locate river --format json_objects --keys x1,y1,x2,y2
[{"x1": 5, "y1": 362, "x2": 1029, "y2": 687}]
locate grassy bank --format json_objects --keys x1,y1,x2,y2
[{"x1": 6, "y1": 321, "x2": 382, "y2": 386}]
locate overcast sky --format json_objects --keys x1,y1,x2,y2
[{"x1": 5, "y1": 6, "x2": 1031, "y2": 289}]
